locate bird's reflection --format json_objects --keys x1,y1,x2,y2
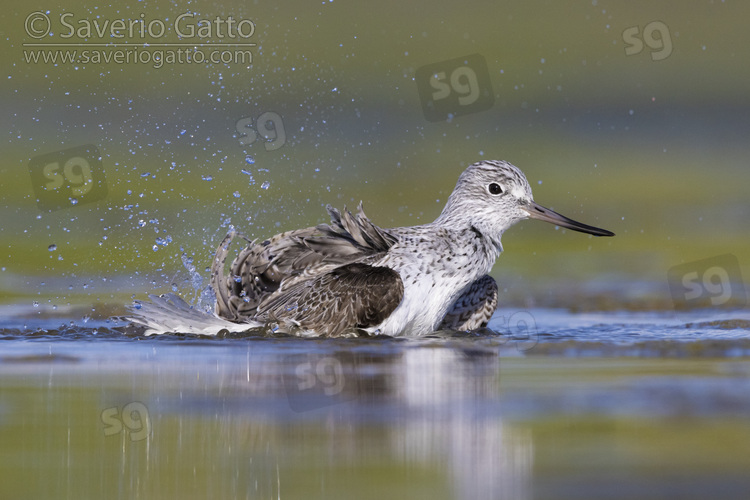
[{"x1": 143, "y1": 340, "x2": 534, "y2": 500}]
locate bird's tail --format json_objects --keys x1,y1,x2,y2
[{"x1": 124, "y1": 293, "x2": 261, "y2": 336}]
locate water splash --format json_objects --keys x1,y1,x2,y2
[{"x1": 181, "y1": 252, "x2": 216, "y2": 312}]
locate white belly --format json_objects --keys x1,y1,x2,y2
[
  {"x1": 368, "y1": 234, "x2": 499, "y2": 337},
  {"x1": 372, "y1": 263, "x2": 480, "y2": 337}
]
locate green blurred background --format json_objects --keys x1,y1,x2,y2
[{"x1": 2, "y1": 0, "x2": 749, "y2": 311}]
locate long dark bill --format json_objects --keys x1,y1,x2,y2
[{"x1": 522, "y1": 200, "x2": 615, "y2": 237}]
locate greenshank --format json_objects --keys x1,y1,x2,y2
[{"x1": 206, "y1": 160, "x2": 614, "y2": 337}]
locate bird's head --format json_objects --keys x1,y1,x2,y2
[{"x1": 436, "y1": 160, "x2": 615, "y2": 241}]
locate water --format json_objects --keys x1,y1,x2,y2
[{"x1": 1, "y1": 305, "x2": 749, "y2": 499}]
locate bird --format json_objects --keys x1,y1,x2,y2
[{"x1": 197, "y1": 160, "x2": 614, "y2": 337}]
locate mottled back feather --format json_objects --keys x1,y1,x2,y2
[{"x1": 211, "y1": 203, "x2": 399, "y2": 323}]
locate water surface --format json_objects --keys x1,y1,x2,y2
[{"x1": 1, "y1": 305, "x2": 749, "y2": 500}]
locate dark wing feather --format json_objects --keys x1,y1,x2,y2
[
  {"x1": 211, "y1": 203, "x2": 398, "y2": 323},
  {"x1": 439, "y1": 275, "x2": 498, "y2": 331},
  {"x1": 211, "y1": 227, "x2": 318, "y2": 321},
  {"x1": 256, "y1": 263, "x2": 404, "y2": 337},
  {"x1": 211, "y1": 231, "x2": 238, "y2": 319},
  {"x1": 307, "y1": 203, "x2": 398, "y2": 255}
]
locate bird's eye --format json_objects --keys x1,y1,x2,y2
[{"x1": 488, "y1": 183, "x2": 503, "y2": 195}]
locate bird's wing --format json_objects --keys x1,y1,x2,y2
[
  {"x1": 211, "y1": 203, "x2": 399, "y2": 322},
  {"x1": 439, "y1": 275, "x2": 498, "y2": 331},
  {"x1": 255, "y1": 262, "x2": 404, "y2": 337}
]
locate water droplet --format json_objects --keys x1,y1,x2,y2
[
  {"x1": 241, "y1": 169, "x2": 256, "y2": 185},
  {"x1": 261, "y1": 181, "x2": 270, "y2": 190},
  {"x1": 33, "y1": 301, "x2": 39, "y2": 308},
  {"x1": 48, "y1": 244, "x2": 57, "y2": 251},
  {"x1": 245, "y1": 156, "x2": 255, "y2": 165},
  {"x1": 233, "y1": 191, "x2": 241, "y2": 198},
  {"x1": 155, "y1": 236, "x2": 172, "y2": 247},
  {"x1": 70, "y1": 198, "x2": 78, "y2": 205},
  {"x1": 202, "y1": 175, "x2": 213, "y2": 181}
]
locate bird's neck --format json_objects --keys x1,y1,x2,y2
[{"x1": 430, "y1": 215, "x2": 504, "y2": 265}]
